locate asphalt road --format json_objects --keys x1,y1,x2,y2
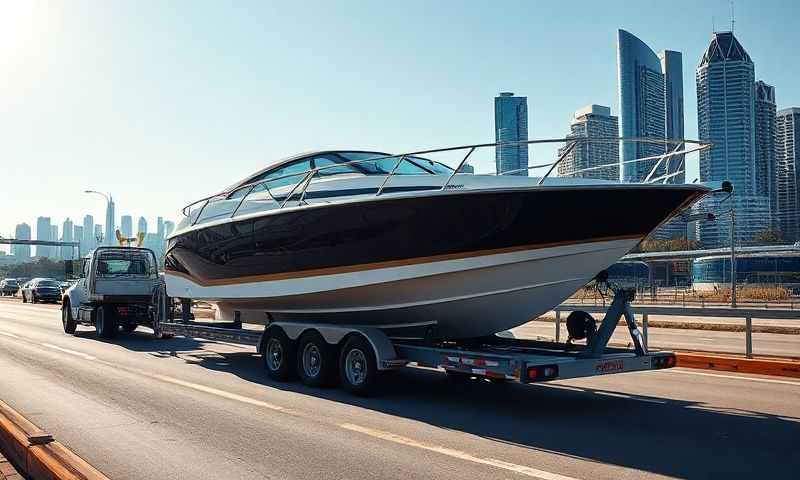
[
  {"x1": 0, "y1": 299, "x2": 798, "y2": 479},
  {"x1": 512, "y1": 320, "x2": 800, "y2": 357}
]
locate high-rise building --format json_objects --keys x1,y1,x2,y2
[
  {"x1": 754, "y1": 81, "x2": 777, "y2": 223},
  {"x1": 775, "y1": 107, "x2": 800, "y2": 241},
  {"x1": 61, "y1": 218, "x2": 74, "y2": 260},
  {"x1": 50, "y1": 225, "x2": 59, "y2": 259},
  {"x1": 618, "y1": 31, "x2": 686, "y2": 239},
  {"x1": 120, "y1": 215, "x2": 133, "y2": 239},
  {"x1": 494, "y1": 92, "x2": 529, "y2": 176},
  {"x1": 617, "y1": 30, "x2": 667, "y2": 182},
  {"x1": 73, "y1": 225, "x2": 84, "y2": 256},
  {"x1": 35, "y1": 217, "x2": 52, "y2": 258},
  {"x1": 695, "y1": 31, "x2": 770, "y2": 247},
  {"x1": 137, "y1": 216, "x2": 148, "y2": 236},
  {"x1": 157, "y1": 217, "x2": 165, "y2": 240},
  {"x1": 104, "y1": 197, "x2": 115, "y2": 246},
  {"x1": 82, "y1": 215, "x2": 95, "y2": 254},
  {"x1": 164, "y1": 221, "x2": 175, "y2": 238},
  {"x1": 659, "y1": 49, "x2": 686, "y2": 184},
  {"x1": 557, "y1": 105, "x2": 619, "y2": 181},
  {"x1": 12, "y1": 223, "x2": 31, "y2": 260}
]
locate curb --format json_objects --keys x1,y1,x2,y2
[
  {"x1": 0, "y1": 400, "x2": 108, "y2": 480},
  {"x1": 675, "y1": 352, "x2": 800, "y2": 378}
]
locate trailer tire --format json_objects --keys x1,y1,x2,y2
[
  {"x1": 96, "y1": 306, "x2": 117, "y2": 339},
  {"x1": 262, "y1": 327, "x2": 295, "y2": 381},
  {"x1": 296, "y1": 331, "x2": 336, "y2": 387},
  {"x1": 339, "y1": 335, "x2": 378, "y2": 396},
  {"x1": 62, "y1": 302, "x2": 77, "y2": 334}
]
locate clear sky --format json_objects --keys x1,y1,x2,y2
[{"x1": 2, "y1": 0, "x2": 798, "y2": 251}]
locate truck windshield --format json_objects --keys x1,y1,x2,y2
[{"x1": 97, "y1": 252, "x2": 154, "y2": 277}]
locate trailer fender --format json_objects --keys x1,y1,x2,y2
[{"x1": 270, "y1": 323, "x2": 401, "y2": 370}]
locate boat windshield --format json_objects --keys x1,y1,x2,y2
[{"x1": 336, "y1": 152, "x2": 432, "y2": 175}]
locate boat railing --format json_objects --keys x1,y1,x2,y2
[{"x1": 181, "y1": 137, "x2": 712, "y2": 226}]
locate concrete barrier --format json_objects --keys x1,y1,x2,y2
[
  {"x1": 0, "y1": 400, "x2": 108, "y2": 480},
  {"x1": 676, "y1": 352, "x2": 800, "y2": 378}
]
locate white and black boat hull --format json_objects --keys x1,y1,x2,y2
[{"x1": 165, "y1": 183, "x2": 706, "y2": 339}]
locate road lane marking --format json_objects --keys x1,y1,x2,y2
[
  {"x1": 671, "y1": 369, "x2": 800, "y2": 387},
  {"x1": 339, "y1": 423, "x2": 580, "y2": 480},
  {"x1": 40, "y1": 343, "x2": 97, "y2": 360},
  {"x1": 0, "y1": 330, "x2": 20, "y2": 338}
]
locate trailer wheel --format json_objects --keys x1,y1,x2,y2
[
  {"x1": 296, "y1": 331, "x2": 336, "y2": 387},
  {"x1": 61, "y1": 303, "x2": 77, "y2": 334},
  {"x1": 339, "y1": 335, "x2": 378, "y2": 395},
  {"x1": 96, "y1": 306, "x2": 118, "y2": 339},
  {"x1": 262, "y1": 327, "x2": 295, "y2": 381}
]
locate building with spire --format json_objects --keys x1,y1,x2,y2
[
  {"x1": 695, "y1": 31, "x2": 770, "y2": 247},
  {"x1": 104, "y1": 198, "x2": 115, "y2": 246},
  {"x1": 494, "y1": 92, "x2": 529, "y2": 176}
]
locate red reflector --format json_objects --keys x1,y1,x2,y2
[
  {"x1": 527, "y1": 368, "x2": 538, "y2": 379},
  {"x1": 666, "y1": 356, "x2": 676, "y2": 368}
]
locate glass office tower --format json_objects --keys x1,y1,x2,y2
[{"x1": 494, "y1": 92, "x2": 529, "y2": 176}]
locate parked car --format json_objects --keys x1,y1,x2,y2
[
  {"x1": 0, "y1": 278, "x2": 20, "y2": 296},
  {"x1": 21, "y1": 278, "x2": 62, "y2": 304}
]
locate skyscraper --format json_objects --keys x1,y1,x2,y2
[
  {"x1": 12, "y1": 223, "x2": 31, "y2": 260},
  {"x1": 618, "y1": 30, "x2": 686, "y2": 239},
  {"x1": 157, "y1": 217, "x2": 165, "y2": 240},
  {"x1": 754, "y1": 81, "x2": 777, "y2": 223},
  {"x1": 50, "y1": 225, "x2": 59, "y2": 259},
  {"x1": 36, "y1": 217, "x2": 52, "y2": 258},
  {"x1": 659, "y1": 49, "x2": 686, "y2": 184},
  {"x1": 617, "y1": 30, "x2": 667, "y2": 182},
  {"x1": 104, "y1": 197, "x2": 115, "y2": 246},
  {"x1": 696, "y1": 31, "x2": 770, "y2": 247},
  {"x1": 94, "y1": 225, "x2": 103, "y2": 247},
  {"x1": 83, "y1": 215, "x2": 95, "y2": 254},
  {"x1": 775, "y1": 107, "x2": 800, "y2": 241},
  {"x1": 61, "y1": 218, "x2": 74, "y2": 260},
  {"x1": 494, "y1": 92, "x2": 529, "y2": 176},
  {"x1": 557, "y1": 105, "x2": 619, "y2": 181},
  {"x1": 73, "y1": 225, "x2": 84, "y2": 256},
  {"x1": 121, "y1": 215, "x2": 133, "y2": 239},
  {"x1": 137, "y1": 216, "x2": 148, "y2": 236}
]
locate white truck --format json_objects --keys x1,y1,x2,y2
[{"x1": 61, "y1": 247, "x2": 163, "y2": 339}]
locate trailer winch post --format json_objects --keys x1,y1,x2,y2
[{"x1": 580, "y1": 287, "x2": 646, "y2": 358}]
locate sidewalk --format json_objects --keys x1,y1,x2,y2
[{"x1": 0, "y1": 451, "x2": 22, "y2": 480}]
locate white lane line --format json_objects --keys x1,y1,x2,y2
[
  {"x1": 0, "y1": 330, "x2": 20, "y2": 338},
  {"x1": 40, "y1": 343, "x2": 97, "y2": 360},
  {"x1": 593, "y1": 391, "x2": 666, "y2": 404},
  {"x1": 671, "y1": 369, "x2": 800, "y2": 387},
  {"x1": 339, "y1": 423, "x2": 580, "y2": 480}
]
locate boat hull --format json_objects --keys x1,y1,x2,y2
[{"x1": 165, "y1": 183, "x2": 706, "y2": 338}]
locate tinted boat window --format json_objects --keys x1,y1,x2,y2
[
  {"x1": 312, "y1": 156, "x2": 362, "y2": 176},
  {"x1": 338, "y1": 152, "x2": 429, "y2": 175},
  {"x1": 229, "y1": 159, "x2": 313, "y2": 198},
  {"x1": 408, "y1": 156, "x2": 453, "y2": 174}
]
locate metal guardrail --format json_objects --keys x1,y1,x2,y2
[{"x1": 553, "y1": 303, "x2": 799, "y2": 358}]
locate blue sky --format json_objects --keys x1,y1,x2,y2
[{"x1": 2, "y1": 0, "x2": 798, "y2": 249}]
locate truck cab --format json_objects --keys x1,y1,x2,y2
[{"x1": 62, "y1": 247, "x2": 160, "y2": 338}]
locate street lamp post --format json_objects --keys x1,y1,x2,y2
[
  {"x1": 730, "y1": 201, "x2": 737, "y2": 308},
  {"x1": 85, "y1": 190, "x2": 111, "y2": 246}
]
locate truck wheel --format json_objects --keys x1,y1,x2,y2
[
  {"x1": 262, "y1": 327, "x2": 295, "y2": 381},
  {"x1": 62, "y1": 303, "x2": 77, "y2": 334},
  {"x1": 96, "y1": 306, "x2": 118, "y2": 339},
  {"x1": 296, "y1": 331, "x2": 336, "y2": 387},
  {"x1": 339, "y1": 335, "x2": 378, "y2": 396},
  {"x1": 31, "y1": 294, "x2": 37, "y2": 304}
]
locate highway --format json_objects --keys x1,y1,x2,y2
[{"x1": 0, "y1": 299, "x2": 798, "y2": 479}]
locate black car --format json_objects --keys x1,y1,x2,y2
[
  {"x1": 21, "y1": 278, "x2": 62, "y2": 304},
  {"x1": 0, "y1": 278, "x2": 20, "y2": 296}
]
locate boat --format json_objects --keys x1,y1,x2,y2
[{"x1": 164, "y1": 141, "x2": 713, "y2": 340}]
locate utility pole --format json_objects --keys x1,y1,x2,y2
[{"x1": 730, "y1": 203, "x2": 737, "y2": 308}]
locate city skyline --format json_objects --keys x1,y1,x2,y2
[{"x1": 2, "y1": 1, "x2": 800, "y2": 250}]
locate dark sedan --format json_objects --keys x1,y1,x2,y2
[
  {"x1": 21, "y1": 278, "x2": 62, "y2": 304},
  {"x1": 1, "y1": 278, "x2": 20, "y2": 296}
]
